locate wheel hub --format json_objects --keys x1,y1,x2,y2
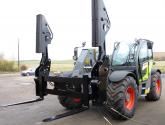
[
  {"x1": 73, "y1": 98, "x2": 81, "y2": 103},
  {"x1": 125, "y1": 93, "x2": 130, "y2": 102},
  {"x1": 124, "y1": 86, "x2": 135, "y2": 111},
  {"x1": 156, "y1": 79, "x2": 161, "y2": 95}
]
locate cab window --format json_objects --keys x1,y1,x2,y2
[
  {"x1": 139, "y1": 43, "x2": 148, "y2": 61},
  {"x1": 148, "y1": 48, "x2": 153, "y2": 59}
]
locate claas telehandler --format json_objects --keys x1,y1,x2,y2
[
  {"x1": 0, "y1": 0, "x2": 162, "y2": 121},
  {"x1": 33, "y1": 0, "x2": 162, "y2": 120}
]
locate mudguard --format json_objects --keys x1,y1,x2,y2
[{"x1": 108, "y1": 70, "x2": 135, "y2": 83}]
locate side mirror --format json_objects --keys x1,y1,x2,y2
[
  {"x1": 114, "y1": 42, "x2": 120, "y2": 50},
  {"x1": 73, "y1": 55, "x2": 77, "y2": 61},
  {"x1": 129, "y1": 54, "x2": 135, "y2": 60},
  {"x1": 73, "y1": 47, "x2": 78, "y2": 61},
  {"x1": 82, "y1": 42, "x2": 86, "y2": 47},
  {"x1": 147, "y1": 42, "x2": 153, "y2": 49}
]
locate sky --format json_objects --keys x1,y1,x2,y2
[{"x1": 0, "y1": 0, "x2": 165, "y2": 60}]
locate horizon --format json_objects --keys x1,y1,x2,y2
[{"x1": 2, "y1": 52, "x2": 164, "y2": 61}]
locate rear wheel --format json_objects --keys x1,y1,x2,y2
[
  {"x1": 106, "y1": 76, "x2": 138, "y2": 120},
  {"x1": 58, "y1": 96, "x2": 82, "y2": 109},
  {"x1": 146, "y1": 72, "x2": 162, "y2": 101}
]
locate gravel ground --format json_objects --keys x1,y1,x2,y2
[{"x1": 0, "y1": 74, "x2": 165, "y2": 125}]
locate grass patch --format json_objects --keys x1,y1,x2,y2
[
  {"x1": 19, "y1": 60, "x2": 74, "y2": 72},
  {"x1": 51, "y1": 60, "x2": 74, "y2": 72},
  {"x1": 51, "y1": 63, "x2": 74, "y2": 72},
  {"x1": 20, "y1": 60, "x2": 40, "y2": 68},
  {"x1": 0, "y1": 60, "x2": 17, "y2": 72}
]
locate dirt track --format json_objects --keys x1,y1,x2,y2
[{"x1": 0, "y1": 74, "x2": 165, "y2": 125}]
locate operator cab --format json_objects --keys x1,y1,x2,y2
[{"x1": 110, "y1": 39, "x2": 154, "y2": 84}]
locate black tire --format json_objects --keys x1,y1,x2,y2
[
  {"x1": 106, "y1": 76, "x2": 138, "y2": 120},
  {"x1": 145, "y1": 72, "x2": 162, "y2": 101},
  {"x1": 58, "y1": 96, "x2": 82, "y2": 109},
  {"x1": 57, "y1": 72, "x2": 82, "y2": 109}
]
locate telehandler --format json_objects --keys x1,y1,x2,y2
[
  {"x1": 1, "y1": 0, "x2": 161, "y2": 121},
  {"x1": 34, "y1": 0, "x2": 162, "y2": 120}
]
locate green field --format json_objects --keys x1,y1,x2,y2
[
  {"x1": 20, "y1": 60, "x2": 74, "y2": 72},
  {"x1": 153, "y1": 61, "x2": 165, "y2": 73},
  {"x1": 19, "y1": 60, "x2": 165, "y2": 73},
  {"x1": 0, "y1": 60, "x2": 164, "y2": 73}
]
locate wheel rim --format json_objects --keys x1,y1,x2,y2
[
  {"x1": 156, "y1": 79, "x2": 161, "y2": 95},
  {"x1": 73, "y1": 98, "x2": 81, "y2": 103},
  {"x1": 125, "y1": 86, "x2": 135, "y2": 110}
]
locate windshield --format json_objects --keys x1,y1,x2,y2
[
  {"x1": 76, "y1": 49, "x2": 88, "y2": 63},
  {"x1": 73, "y1": 49, "x2": 96, "y2": 74},
  {"x1": 112, "y1": 42, "x2": 137, "y2": 66}
]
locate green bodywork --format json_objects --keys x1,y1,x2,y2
[{"x1": 139, "y1": 60, "x2": 153, "y2": 83}]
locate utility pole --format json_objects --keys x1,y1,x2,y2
[{"x1": 18, "y1": 38, "x2": 20, "y2": 71}]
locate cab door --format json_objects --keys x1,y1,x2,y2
[{"x1": 138, "y1": 42, "x2": 150, "y2": 82}]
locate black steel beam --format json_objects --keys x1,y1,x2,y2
[
  {"x1": 47, "y1": 76, "x2": 87, "y2": 84},
  {"x1": 46, "y1": 89, "x2": 83, "y2": 98}
]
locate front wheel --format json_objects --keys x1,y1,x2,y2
[
  {"x1": 58, "y1": 85, "x2": 82, "y2": 110},
  {"x1": 58, "y1": 96, "x2": 82, "y2": 109},
  {"x1": 145, "y1": 72, "x2": 162, "y2": 101},
  {"x1": 106, "y1": 76, "x2": 138, "y2": 120}
]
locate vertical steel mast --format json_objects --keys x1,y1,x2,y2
[{"x1": 92, "y1": 0, "x2": 110, "y2": 60}]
